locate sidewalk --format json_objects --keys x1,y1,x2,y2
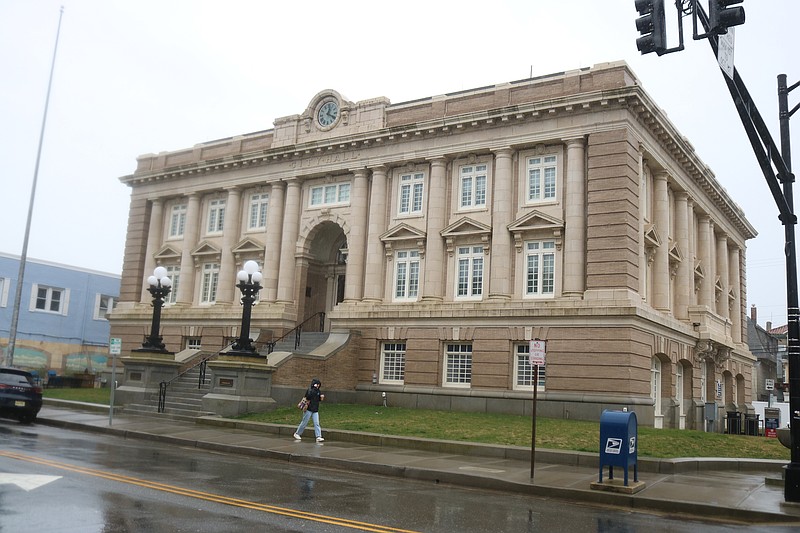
[{"x1": 34, "y1": 403, "x2": 800, "y2": 525}]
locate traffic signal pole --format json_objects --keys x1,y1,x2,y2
[
  {"x1": 694, "y1": 4, "x2": 800, "y2": 503},
  {"x1": 635, "y1": 0, "x2": 800, "y2": 502}
]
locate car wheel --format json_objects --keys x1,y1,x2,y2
[{"x1": 18, "y1": 414, "x2": 35, "y2": 424}]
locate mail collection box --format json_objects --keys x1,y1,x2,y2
[{"x1": 598, "y1": 409, "x2": 638, "y2": 486}]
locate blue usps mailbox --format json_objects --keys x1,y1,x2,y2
[{"x1": 598, "y1": 410, "x2": 638, "y2": 486}]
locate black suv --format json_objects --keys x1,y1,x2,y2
[{"x1": 0, "y1": 367, "x2": 43, "y2": 423}]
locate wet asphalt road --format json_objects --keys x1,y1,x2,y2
[{"x1": 0, "y1": 419, "x2": 792, "y2": 532}]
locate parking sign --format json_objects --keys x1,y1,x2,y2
[{"x1": 528, "y1": 339, "x2": 546, "y2": 366}]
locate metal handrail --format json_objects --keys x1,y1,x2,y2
[
  {"x1": 157, "y1": 346, "x2": 229, "y2": 413},
  {"x1": 265, "y1": 311, "x2": 326, "y2": 354}
]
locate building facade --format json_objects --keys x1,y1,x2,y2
[
  {"x1": 110, "y1": 62, "x2": 757, "y2": 429},
  {"x1": 0, "y1": 252, "x2": 120, "y2": 377}
]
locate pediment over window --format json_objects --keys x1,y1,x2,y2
[
  {"x1": 668, "y1": 241, "x2": 683, "y2": 277},
  {"x1": 191, "y1": 241, "x2": 221, "y2": 266},
  {"x1": 693, "y1": 260, "x2": 704, "y2": 293},
  {"x1": 644, "y1": 224, "x2": 661, "y2": 248},
  {"x1": 441, "y1": 217, "x2": 491, "y2": 256},
  {"x1": 153, "y1": 245, "x2": 181, "y2": 262},
  {"x1": 441, "y1": 217, "x2": 492, "y2": 238},
  {"x1": 508, "y1": 210, "x2": 564, "y2": 252},
  {"x1": 381, "y1": 223, "x2": 427, "y2": 258},
  {"x1": 232, "y1": 238, "x2": 265, "y2": 262}
]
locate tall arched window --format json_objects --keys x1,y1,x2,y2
[{"x1": 651, "y1": 357, "x2": 662, "y2": 428}]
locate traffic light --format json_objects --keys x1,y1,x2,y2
[
  {"x1": 708, "y1": 0, "x2": 745, "y2": 35},
  {"x1": 634, "y1": 0, "x2": 667, "y2": 55}
]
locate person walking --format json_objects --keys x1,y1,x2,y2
[{"x1": 293, "y1": 378, "x2": 325, "y2": 442}]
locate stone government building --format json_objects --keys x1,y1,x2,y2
[{"x1": 110, "y1": 61, "x2": 757, "y2": 429}]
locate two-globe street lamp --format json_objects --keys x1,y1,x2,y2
[
  {"x1": 136, "y1": 266, "x2": 172, "y2": 353},
  {"x1": 229, "y1": 260, "x2": 263, "y2": 355}
]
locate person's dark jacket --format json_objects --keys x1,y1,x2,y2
[{"x1": 304, "y1": 378, "x2": 322, "y2": 413}]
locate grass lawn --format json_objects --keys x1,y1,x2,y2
[{"x1": 44, "y1": 388, "x2": 789, "y2": 460}]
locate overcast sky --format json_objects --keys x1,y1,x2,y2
[{"x1": 1, "y1": 0, "x2": 798, "y2": 327}]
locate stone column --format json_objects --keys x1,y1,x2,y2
[
  {"x1": 422, "y1": 157, "x2": 448, "y2": 301},
  {"x1": 729, "y1": 245, "x2": 742, "y2": 342},
  {"x1": 563, "y1": 137, "x2": 587, "y2": 298},
  {"x1": 697, "y1": 214, "x2": 714, "y2": 309},
  {"x1": 216, "y1": 186, "x2": 241, "y2": 304},
  {"x1": 141, "y1": 198, "x2": 163, "y2": 302},
  {"x1": 344, "y1": 169, "x2": 369, "y2": 302},
  {"x1": 674, "y1": 191, "x2": 691, "y2": 320},
  {"x1": 363, "y1": 166, "x2": 388, "y2": 301},
  {"x1": 177, "y1": 192, "x2": 201, "y2": 305},
  {"x1": 263, "y1": 181, "x2": 286, "y2": 302},
  {"x1": 652, "y1": 171, "x2": 670, "y2": 311},
  {"x1": 489, "y1": 148, "x2": 513, "y2": 300},
  {"x1": 277, "y1": 180, "x2": 301, "y2": 303},
  {"x1": 716, "y1": 231, "x2": 730, "y2": 319}
]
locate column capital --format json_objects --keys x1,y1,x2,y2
[
  {"x1": 349, "y1": 167, "x2": 370, "y2": 178},
  {"x1": 368, "y1": 164, "x2": 388, "y2": 175},
  {"x1": 490, "y1": 147, "x2": 514, "y2": 158},
  {"x1": 426, "y1": 155, "x2": 450, "y2": 167},
  {"x1": 563, "y1": 136, "x2": 587, "y2": 146},
  {"x1": 653, "y1": 169, "x2": 669, "y2": 181}
]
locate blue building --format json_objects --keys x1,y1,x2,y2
[{"x1": 0, "y1": 252, "x2": 120, "y2": 377}]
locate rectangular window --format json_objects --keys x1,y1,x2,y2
[
  {"x1": 169, "y1": 204, "x2": 187, "y2": 238},
  {"x1": 94, "y1": 294, "x2": 115, "y2": 320},
  {"x1": 398, "y1": 172, "x2": 424, "y2": 215},
  {"x1": 525, "y1": 241, "x2": 556, "y2": 297},
  {"x1": 459, "y1": 165, "x2": 487, "y2": 209},
  {"x1": 309, "y1": 183, "x2": 351, "y2": 207},
  {"x1": 186, "y1": 337, "x2": 202, "y2": 350},
  {"x1": 445, "y1": 343, "x2": 472, "y2": 387},
  {"x1": 394, "y1": 250, "x2": 420, "y2": 300},
  {"x1": 527, "y1": 155, "x2": 557, "y2": 202},
  {"x1": 201, "y1": 263, "x2": 219, "y2": 303},
  {"x1": 31, "y1": 284, "x2": 67, "y2": 314},
  {"x1": 456, "y1": 246, "x2": 484, "y2": 299},
  {"x1": 515, "y1": 344, "x2": 546, "y2": 390},
  {"x1": 165, "y1": 265, "x2": 180, "y2": 304},
  {"x1": 380, "y1": 342, "x2": 406, "y2": 383},
  {"x1": 248, "y1": 193, "x2": 269, "y2": 230},
  {"x1": 0, "y1": 277, "x2": 8, "y2": 308},
  {"x1": 207, "y1": 199, "x2": 226, "y2": 233}
]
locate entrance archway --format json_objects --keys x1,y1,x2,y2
[{"x1": 300, "y1": 221, "x2": 347, "y2": 322}]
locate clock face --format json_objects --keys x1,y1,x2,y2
[{"x1": 317, "y1": 100, "x2": 339, "y2": 127}]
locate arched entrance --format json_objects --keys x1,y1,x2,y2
[{"x1": 299, "y1": 221, "x2": 347, "y2": 323}]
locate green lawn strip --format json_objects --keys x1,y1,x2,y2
[{"x1": 44, "y1": 390, "x2": 789, "y2": 460}]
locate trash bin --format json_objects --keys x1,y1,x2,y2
[
  {"x1": 598, "y1": 410, "x2": 638, "y2": 486},
  {"x1": 744, "y1": 414, "x2": 759, "y2": 436},
  {"x1": 726, "y1": 411, "x2": 742, "y2": 435}
]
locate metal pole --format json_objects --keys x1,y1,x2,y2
[
  {"x1": 5, "y1": 6, "x2": 64, "y2": 367},
  {"x1": 530, "y1": 364, "x2": 538, "y2": 480},
  {"x1": 778, "y1": 73, "x2": 800, "y2": 501}
]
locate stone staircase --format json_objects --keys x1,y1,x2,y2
[
  {"x1": 264, "y1": 331, "x2": 332, "y2": 355},
  {"x1": 123, "y1": 331, "x2": 344, "y2": 420},
  {"x1": 123, "y1": 363, "x2": 217, "y2": 421}
]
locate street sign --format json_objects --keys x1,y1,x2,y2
[
  {"x1": 717, "y1": 27, "x2": 735, "y2": 80},
  {"x1": 766, "y1": 379, "x2": 775, "y2": 391},
  {"x1": 528, "y1": 339, "x2": 546, "y2": 366},
  {"x1": 109, "y1": 338, "x2": 122, "y2": 355}
]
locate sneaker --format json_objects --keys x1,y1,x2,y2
[
  {"x1": 316, "y1": 436, "x2": 325, "y2": 442},
  {"x1": 293, "y1": 433, "x2": 301, "y2": 441}
]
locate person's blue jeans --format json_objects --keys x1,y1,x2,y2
[{"x1": 296, "y1": 410, "x2": 321, "y2": 438}]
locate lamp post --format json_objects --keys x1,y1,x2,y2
[
  {"x1": 135, "y1": 266, "x2": 172, "y2": 353},
  {"x1": 229, "y1": 260, "x2": 263, "y2": 355}
]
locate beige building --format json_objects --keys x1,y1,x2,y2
[{"x1": 111, "y1": 61, "x2": 756, "y2": 429}]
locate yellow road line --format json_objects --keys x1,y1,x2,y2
[{"x1": 0, "y1": 450, "x2": 420, "y2": 533}]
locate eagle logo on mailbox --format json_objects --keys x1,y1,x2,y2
[
  {"x1": 605, "y1": 437, "x2": 622, "y2": 454},
  {"x1": 629, "y1": 436, "x2": 636, "y2": 453}
]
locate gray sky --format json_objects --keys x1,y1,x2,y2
[{"x1": 1, "y1": 0, "x2": 797, "y2": 327}]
